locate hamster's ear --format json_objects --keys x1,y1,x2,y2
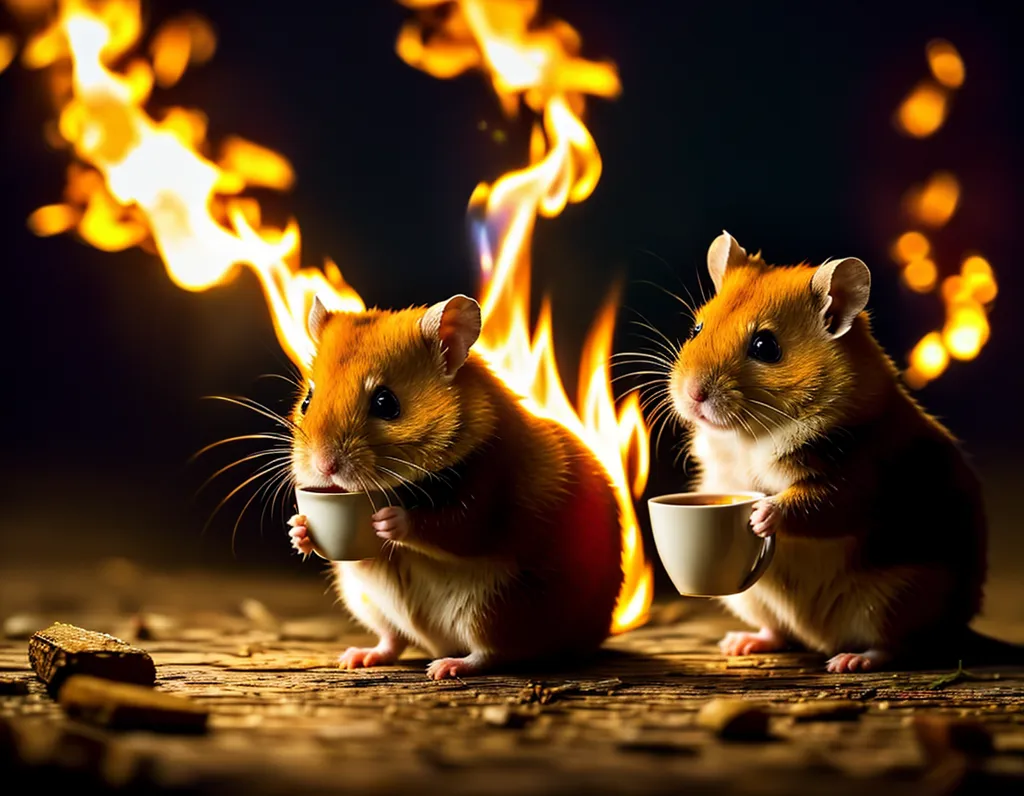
[
  {"x1": 308, "y1": 295, "x2": 330, "y2": 346},
  {"x1": 420, "y1": 294, "x2": 482, "y2": 378},
  {"x1": 811, "y1": 257, "x2": 871, "y2": 338},
  {"x1": 707, "y1": 230, "x2": 748, "y2": 293}
]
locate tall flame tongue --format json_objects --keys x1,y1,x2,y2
[
  {"x1": 5, "y1": 0, "x2": 653, "y2": 633},
  {"x1": 397, "y1": 1, "x2": 652, "y2": 632}
]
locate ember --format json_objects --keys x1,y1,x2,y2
[{"x1": 891, "y1": 39, "x2": 997, "y2": 389}]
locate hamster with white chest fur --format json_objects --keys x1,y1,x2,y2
[
  {"x1": 663, "y1": 231, "x2": 990, "y2": 673},
  {"x1": 285, "y1": 293, "x2": 624, "y2": 680}
]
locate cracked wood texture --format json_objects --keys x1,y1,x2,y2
[{"x1": 1, "y1": 560, "x2": 1023, "y2": 795}]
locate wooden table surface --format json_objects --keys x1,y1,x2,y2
[{"x1": 2, "y1": 559, "x2": 1022, "y2": 795}]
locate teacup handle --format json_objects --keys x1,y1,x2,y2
[{"x1": 738, "y1": 534, "x2": 776, "y2": 592}]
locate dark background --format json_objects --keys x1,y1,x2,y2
[{"x1": 0, "y1": 1, "x2": 1020, "y2": 619}]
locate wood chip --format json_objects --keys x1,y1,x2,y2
[
  {"x1": 789, "y1": 699, "x2": 866, "y2": 722},
  {"x1": 58, "y1": 674, "x2": 208, "y2": 733},
  {"x1": 28, "y1": 623, "x2": 156, "y2": 695},
  {"x1": 912, "y1": 715, "x2": 994, "y2": 762},
  {"x1": 696, "y1": 698, "x2": 770, "y2": 740}
]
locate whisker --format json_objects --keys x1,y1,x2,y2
[
  {"x1": 610, "y1": 370, "x2": 671, "y2": 385},
  {"x1": 190, "y1": 433, "x2": 294, "y2": 462},
  {"x1": 746, "y1": 398, "x2": 816, "y2": 435},
  {"x1": 639, "y1": 387, "x2": 672, "y2": 415},
  {"x1": 625, "y1": 312, "x2": 686, "y2": 354},
  {"x1": 195, "y1": 449, "x2": 292, "y2": 496},
  {"x1": 202, "y1": 395, "x2": 307, "y2": 439},
  {"x1": 203, "y1": 459, "x2": 293, "y2": 541},
  {"x1": 630, "y1": 279, "x2": 698, "y2": 317},
  {"x1": 378, "y1": 466, "x2": 436, "y2": 509},
  {"x1": 377, "y1": 456, "x2": 453, "y2": 487}
]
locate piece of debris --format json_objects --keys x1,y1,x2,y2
[
  {"x1": 924, "y1": 660, "x2": 1001, "y2": 690},
  {"x1": 789, "y1": 699, "x2": 866, "y2": 722},
  {"x1": 240, "y1": 598, "x2": 278, "y2": 631},
  {"x1": 696, "y1": 698, "x2": 770, "y2": 741},
  {"x1": 516, "y1": 678, "x2": 624, "y2": 705},
  {"x1": 480, "y1": 704, "x2": 531, "y2": 728},
  {"x1": 0, "y1": 678, "x2": 30, "y2": 696},
  {"x1": 912, "y1": 716, "x2": 994, "y2": 762},
  {"x1": 59, "y1": 674, "x2": 208, "y2": 733},
  {"x1": 29, "y1": 622, "x2": 156, "y2": 695}
]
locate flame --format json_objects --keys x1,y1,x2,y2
[
  {"x1": 5, "y1": 0, "x2": 363, "y2": 371},
  {"x1": 397, "y1": 0, "x2": 652, "y2": 633},
  {"x1": 3, "y1": 0, "x2": 652, "y2": 632},
  {"x1": 890, "y1": 40, "x2": 997, "y2": 390}
]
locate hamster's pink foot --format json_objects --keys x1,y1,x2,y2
[
  {"x1": 426, "y1": 652, "x2": 488, "y2": 680},
  {"x1": 750, "y1": 499, "x2": 779, "y2": 537},
  {"x1": 372, "y1": 506, "x2": 411, "y2": 543},
  {"x1": 339, "y1": 637, "x2": 406, "y2": 670},
  {"x1": 719, "y1": 627, "x2": 787, "y2": 656},
  {"x1": 826, "y1": 649, "x2": 891, "y2": 673},
  {"x1": 287, "y1": 514, "x2": 313, "y2": 556}
]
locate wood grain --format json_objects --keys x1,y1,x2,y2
[{"x1": 1, "y1": 561, "x2": 1023, "y2": 795}]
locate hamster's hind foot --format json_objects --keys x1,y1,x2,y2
[
  {"x1": 339, "y1": 635, "x2": 407, "y2": 670},
  {"x1": 426, "y1": 652, "x2": 489, "y2": 680},
  {"x1": 719, "y1": 627, "x2": 787, "y2": 656},
  {"x1": 826, "y1": 649, "x2": 892, "y2": 673}
]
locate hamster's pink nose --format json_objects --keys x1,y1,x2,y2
[
  {"x1": 688, "y1": 382, "x2": 707, "y2": 403},
  {"x1": 314, "y1": 453, "x2": 338, "y2": 476}
]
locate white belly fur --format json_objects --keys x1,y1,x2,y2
[
  {"x1": 334, "y1": 552, "x2": 514, "y2": 658},
  {"x1": 694, "y1": 428, "x2": 892, "y2": 654}
]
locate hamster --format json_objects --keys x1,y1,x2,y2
[
  {"x1": 664, "y1": 231, "x2": 988, "y2": 673},
  {"x1": 286, "y1": 293, "x2": 624, "y2": 679}
]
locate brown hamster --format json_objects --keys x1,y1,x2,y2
[
  {"x1": 665, "y1": 231, "x2": 988, "y2": 673},
  {"x1": 286, "y1": 294, "x2": 624, "y2": 679}
]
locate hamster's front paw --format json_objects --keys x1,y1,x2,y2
[
  {"x1": 287, "y1": 513, "x2": 314, "y2": 556},
  {"x1": 750, "y1": 499, "x2": 779, "y2": 537},
  {"x1": 372, "y1": 506, "x2": 410, "y2": 543}
]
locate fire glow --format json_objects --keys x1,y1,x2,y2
[
  {"x1": 1, "y1": 0, "x2": 653, "y2": 633},
  {"x1": 892, "y1": 39, "x2": 997, "y2": 389}
]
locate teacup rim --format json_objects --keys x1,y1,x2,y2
[
  {"x1": 295, "y1": 486, "x2": 364, "y2": 497},
  {"x1": 648, "y1": 491, "x2": 766, "y2": 508}
]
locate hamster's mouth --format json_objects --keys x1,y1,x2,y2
[{"x1": 690, "y1": 403, "x2": 732, "y2": 431}]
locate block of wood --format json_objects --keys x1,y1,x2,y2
[
  {"x1": 59, "y1": 675, "x2": 209, "y2": 733},
  {"x1": 28, "y1": 622, "x2": 156, "y2": 694}
]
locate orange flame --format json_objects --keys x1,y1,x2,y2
[
  {"x1": 3, "y1": 0, "x2": 652, "y2": 632},
  {"x1": 397, "y1": 0, "x2": 652, "y2": 633}
]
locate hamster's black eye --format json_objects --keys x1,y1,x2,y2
[
  {"x1": 689, "y1": 321, "x2": 703, "y2": 340},
  {"x1": 748, "y1": 330, "x2": 782, "y2": 363},
  {"x1": 369, "y1": 386, "x2": 401, "y2": 421},
  {"x1": 300, "y1": 386, "x2": 313, "y2": 414}
]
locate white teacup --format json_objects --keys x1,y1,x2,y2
[
  {"x1": 648, "y1": 491, "x2": 775, "y2": 597},
  {"x1": 293, "y1": 488, "x2": 387, "y2": 561}
]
